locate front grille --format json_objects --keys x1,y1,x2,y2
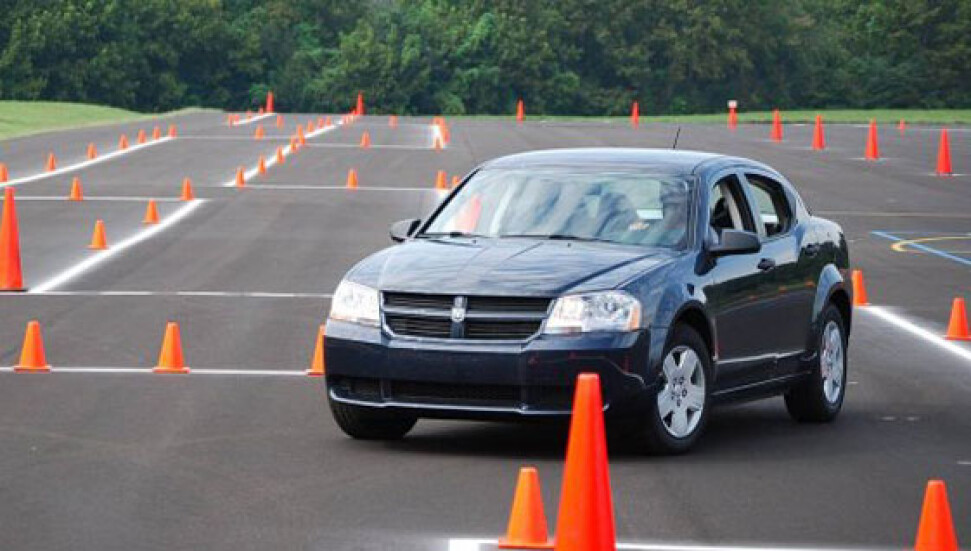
[
  {"x1": 390, "y1": 381, "x2": 520, "y2": 405},
  {"x1": 385, "y1": 315, "x2": 452, "y2": 338},
  {"x1": 384, "y1": 292, "x2": 453, "y2": 310},
  {"x1": 382, "y1": 292, "x2": 551, "y2": 341},
  {"x1": 466, "y1": 320, "x2": 544, "y2": 340}
]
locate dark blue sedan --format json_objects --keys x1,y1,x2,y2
[{"x1": 325, "y1": 148, "x2": 851, "y2": 453}]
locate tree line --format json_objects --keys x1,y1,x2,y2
[{"x1": 1, "y1": 0, "x2": 968, "y2": 115}]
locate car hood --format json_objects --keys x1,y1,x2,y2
[{"x1": 347, "y1": 238, "x2": 677, "y2": 296}]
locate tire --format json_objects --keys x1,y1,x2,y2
[
  {"x1": 785, "y1": 303, "x2": 847, "y2": 422},
  {"x1": 632, "y1": 324, "x2": 713, "y2": 455},
  {"x1": 329, "y1": 397, "x2": 418, "y2": 440}
]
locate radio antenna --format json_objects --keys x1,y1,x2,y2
[{"x1": 672, "y1": 126, "x2": 682, "y2": 149}]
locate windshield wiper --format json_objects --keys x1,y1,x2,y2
[
  {"x1": 418, "y1": 231, "x2": 487, "y2": 239},
  {"x1": 500, "y1": 233, "x2": 611, "y2": 243}
]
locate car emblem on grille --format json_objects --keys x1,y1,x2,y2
[{"x1": 451, "y1": 296, "x2": 467, "y2": 323}]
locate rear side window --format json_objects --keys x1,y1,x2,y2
[{"x1": 744, "y1": 174, "x2": 793, "y2": 237}]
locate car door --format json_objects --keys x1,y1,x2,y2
[
  {"x1": 739, "y1": 171, "x2": 818, "y2": 374},
  {"x1": 703, "y1": 171, "x2": 780, "y2": 391}
]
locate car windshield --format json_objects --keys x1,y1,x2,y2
[{"x1": 421, "y1": 167, "x2": 694, "y2": 248}]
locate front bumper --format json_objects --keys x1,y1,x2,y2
[{"x1": 324, "y1": 319, "x2": 655, "y2": 418}]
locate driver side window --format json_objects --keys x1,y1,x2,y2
[{"x1": 709, "y1": 174, "x2": 755, "y2": 242}]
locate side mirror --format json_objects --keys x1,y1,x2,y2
[
  {"x1": 390, "y1": 218, "x2": 421, "y2": 243},
  {"x1": 709, "y1": 229, "x2": 761, "y2": 256}
]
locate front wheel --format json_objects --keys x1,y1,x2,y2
[
  {"x1": 631, "y1": 324, "x2": 712, "y2": 455},
  {"x1": 329, "y1": 397, "x2": 418, "y2": 440},
  {"x1": 785, "y1": 303, "x2": 847, "y2": 422}
]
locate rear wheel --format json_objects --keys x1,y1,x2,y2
[
  {"x1": 632, "y1": 324, "x2": 712, "y2": 455},
  {"x1": 785, "y1": 303, "x2": 847, "y2": 422},
  {"x1": 329, "y1": 397, "x2": 418, "y2": 440}
]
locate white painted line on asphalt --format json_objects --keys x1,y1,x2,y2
[
  {"x1": 28, "y1": 199, "x2": 205, "y2": 294},
  {"x1": 0, "y1": 366, "x2": 308, "y2": 377},
  {"x1": 861, "y1": 306, "x2": 971, "y2": 364},
  {"x1": 0, "y1": 137, "x2": 175, "y2": 188},
  {"x1": 220, "y1": 119, "x2": 342, "y2": 187},
  {"x1": 446, "y1": 539, "x2": 887, "y2": 551},
  {"x1": 229, "y1": 112, "x2": 275, "y2": 126},
  {"x1": 9, "y1": 196, "x2": 182, "y2": 202},
  {"x1": 13, "y1": 290, "x2": 332, "y2": 298}
]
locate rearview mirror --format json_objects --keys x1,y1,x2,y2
[
  {"x1": 390, "y1": 218, "x2": 421, "y2": 243},
  {"x1": 709, "y1": 229, "x2": 761, "y2": 256}
]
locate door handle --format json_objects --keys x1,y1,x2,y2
[
  {"x1": 804, "y1": 243, "x2": 821, "y2": 257},
  {"x1": 757, "y1": 258, "x2": 776, "y2": 271}
]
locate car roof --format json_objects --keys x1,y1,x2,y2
[{"x1": 478, "y1": 148, "x2": 777, "y2": 178}]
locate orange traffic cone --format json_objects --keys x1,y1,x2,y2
[
  {"x1": 389, "y1": 115, "x2": 398, "y2": 128},
  {"x1": 898, "y1": 119, "x2": 906, "y2": 136},
  {"x1": 153, "y1": 126, "x2": 161, "y2": 140},
  {"x1": 936, "y1": 129, "x2": 952, "y2": 176},
  {"x1": 143, "y1": 199, "x2": 160, "y2": 225},
  {"x1": 516, "y1": 99, "x2": 525, "y2": 124},
  {"x1": 865, "y1": 120, "x2": 880, "y2": 161},
  {"x1": 360, "y1": 131, "x2": 371, "y2": 149},
  {"x1": 498, "y1": 467, "x2": 553, "y2": 549},
  {"x1": 346, "y1": 168, "x2": 359, "y2": 189},
  {"x1": 118, "y1": 134, "x2": 129, "y2": 150},
  {"x1": 69, "y1": 177, "x2": 84, "y2": 201},
  {"x1": 770, "y1": 109, "x2": 783, "y2": 142},
  {"x1": 306, "y1": 119, "x2": 315, "y2": 132},
  {"x1": 324, "y1": 116, "x2": 332, "y2": 128},
  {"x1": 356, "y1": 92, "x2": 365, "y2": 116},
  {"x1": 180, "y1": 177, "x2": 195, "y2": 201},
  {"x1": 318, "y1": 117, "x2": 325, "y2": 129},
  {"x1": 254, "y1": 125, "x2": 265, "y2": 140},
  {"x1": 554, "y1": 373, "x2": 615, "y2": 551},
  {"x1": 276, "y1": 115, "x2": 284, "y2": 128},
  {"x1": 46, "y1": 152, "x2": 57, "y2": 172},
  {"x1": 0, "y1": 162, "x2": 7, "y2": 182},
  {"x1": 851, "y1": 269, "x2": 870, "y2": 306},
  {"x1": 137, "y1": 129, "x2": 146, "y2": 144},
  {"x1": 944, "y1": 298, "x2": 971, "y2": 341},
  {"x1": 87, "y1": 142, "x2": 98, "y2": 160},
  {"x1": 266, "y1": 91, "x2": 274, "y2": 113},
  {"x1": 435, "y1": 170, "x2": 447, "y2": 190},
  {"x1": 14, "y1": 321, "x2": 50, "y2": 373},
  {"x1": 915, "y1": 480, "x2": 958, "y2": 551},
  {"x1": 630, "y1": 101, "x2": 639, "y2": 129},
  {"x1": 0, "y1": 188, "x2": 24, "y2": 291},
  {"x1": 168, "y1": 124, "x2": 177, "y2": 138},
  {"x1": 258, "y1": 155, "x2": 267, "y2": 176},
  {"x1": 290, "y1": 137, "x2": 299, "y2": 153},
  {"x1": 154, "y1": 322, "x2": 189, "y2": 374},
  {"x1": 88, "y1": 220, "x2": 108, "y2": 250},
  {"x1": 307, "y1": 325, "x2": 326, "y2": 376},
  {"x1": 276, "y1": 146, "x2": 286, "y2": 164},
  {"x1": 452, "y1": 175, "x2": 460, "y2": 188},
  {"x1": 235, "y1": 166, "x2": 246, "y2": 188},
  {"x1": 812, "y1": 115, "x2": 826, "y2": 150}
]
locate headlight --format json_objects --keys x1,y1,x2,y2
[
  {"x1": 329, "y1": 281, "x2": 380, "y2": 327},
  {"x1": 544, "y1": 291, "x2": 642, "y2": 334}
]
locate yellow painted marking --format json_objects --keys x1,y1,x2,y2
[{"x1": 891, "y1": 235, "x2": 971, "y2": 253}]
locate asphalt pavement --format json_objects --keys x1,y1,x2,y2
[{"x1": 0, "y1": 113, "x2": 968, "y2": 550}]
